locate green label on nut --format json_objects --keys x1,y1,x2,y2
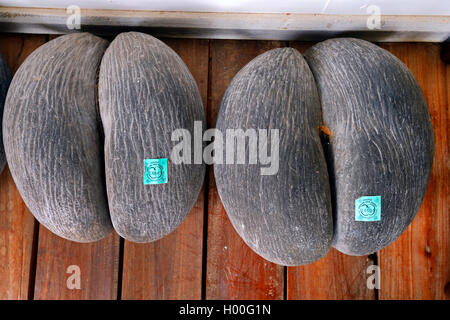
[
  {"x1": 144, "y1": 158, "x2": 168, "y2": 185},
  {"x1": 355, "y1": 196, "x2": 381, "y2": 222}
]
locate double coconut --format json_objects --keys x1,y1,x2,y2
[{"x1": 2, "y1": 34, "x2": 433, "y2": 266}]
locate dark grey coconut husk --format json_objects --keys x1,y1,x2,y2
[
  {"x1": 0, "y1": 53, "x2": 12, "y2": 174},
  {"x1": 3, "y1": 33, "x2": 112, "y2": 242},
  {"x1": 98, "y1": 32, "x2": 206, "y2": 242},
  {"x1": 214, "y1": 47, "x2": 333, "y2": 266},
  {"x1": 305, "y1": 38, "x2": 434, "y2": 255}
]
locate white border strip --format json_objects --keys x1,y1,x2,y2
[
  {"x1": 0, "y1": 7, "x2": 449, "y2": 42},
  {"x1": 1, "y1": 0, "x2": 449, "y2": 15}
]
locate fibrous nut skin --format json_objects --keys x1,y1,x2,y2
[
  {"x1": 3, "y1": 33, "x2": 112, "y2": 242},
  {"x1": 215, "y1": 48, "x2": 333, "y2": 266},
  {"x1": 305, "y1": 38, "x2": 434, "y2": 255},
  {"x1": 99, "y1": 32, "x2": 206, "y2": 243},
  {"x1": 0, "y1": 53, "x2": 11, "y2": 174}
]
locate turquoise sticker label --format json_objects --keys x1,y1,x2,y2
[
  {"x1": 355, "y1": 196, "x2": 381, "y2": 222},
  {"x1": 144, "y1": 158, "x2": 168, "y2": 185}
]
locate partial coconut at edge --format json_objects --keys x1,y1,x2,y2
[
  {"x1": 98, "y1": 32, "x2": 205, "y2": 243},
  {"x1": 214, "y1": 48, "x2": 333, "y2": 266},
  {"x1": 305, "y1": 38, "x2": 434, "y2": 255},
  {"x1": 0, "y1": 53, "x2": 12, "y2": 174},
  {"x1": 3, "y1": 33, "x2": 112, "y2": 242}
]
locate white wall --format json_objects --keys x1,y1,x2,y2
[{"x1": 0, "y1": 0, "x2": 448, "y2": 15}]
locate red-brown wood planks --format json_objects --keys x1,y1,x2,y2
[
  {"x1": 377, "y1": 43, "x2": 449, "y2": 300},
  {"x1": 287, "y1": 249, "x2": 375, "y2": 299},
  {"x1": 34, "y1": 228, "x2": 120, "y2": 299},
  {"x1": 0, "y1": 34, "x2": 47, "y2": 300},
  {"x1": 0, "y1": 169, "x2": 36, "y2": 300},
  {"x1": 121, "y1": 39, "x2": 209, "y2": 300},
  {"x1": 206, "y1": 40, "x2": 286, "y2": 300}
]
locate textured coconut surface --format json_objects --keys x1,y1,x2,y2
[
  {"x1": 214, "y1": 47, "x2": 333, "y2": 266},
  {"x1": 0, "y1": 34, "x2": 448, "y2": 300},
  {"x1": 0, "y1": 53, "x2": 11, "y2": 174},
  {"x1": 99, "y1": 32, "x2": 206, "y2": 243},
  {"x1": 305, "y1": 38, "x2": 434, "y2": 256},
  {"x1": 2, "y1": 33, "x2": 112, "y2": 242}
]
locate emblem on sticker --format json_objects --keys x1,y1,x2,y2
[
  {"x1": 144, "y1": 158, "x2": 168, "y2": 185},
  {"x1": 355, "y1": 196, "x2": 381, "y2": 221}
]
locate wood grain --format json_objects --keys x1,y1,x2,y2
[
  {"x1": 0, "y1": 34, "x2": 46, "y2": 300},
  {"x1": 286, "y1": 41, "x2": 374, "y2": 300},
  {"x1": 34, "y1": 228, "x2": 120, "y2": 299},
  {"x1": 121, "y1": 38, "x2": 209, "y2": 300},
  {"x1": 287, "y1": 249, "x2": 375, "y2": 299},
  {"x1": 206, "y1": 40, "x2": 286, "y2": 299},
  {"x1": 377, "y1": 43, "x2": 449, "y2": 300},
  {"x1": 0, "y1": 169, "x2": 36, "y2": 299}
]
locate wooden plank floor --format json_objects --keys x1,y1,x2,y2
[{"x1": 0, "y1": 33, "x2": 448, "y2": 300}]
